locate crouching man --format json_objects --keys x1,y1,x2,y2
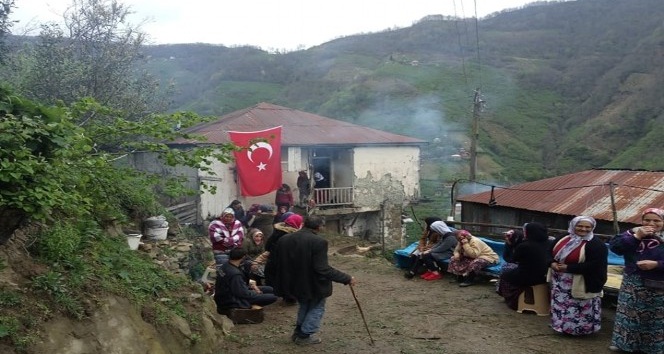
[{"x1": 214, "y1": 248, "x2": 278, "y2": 316}]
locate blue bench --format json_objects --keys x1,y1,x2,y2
[
  {"x1": 394, "y1": 237, "x2": 624, "y2": 276},
  {"x1": 394, "y1": 237, "x2": 505, "y2": 275}
]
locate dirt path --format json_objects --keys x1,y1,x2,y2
[{"x1": 219, "y1": 241, "x2": 617, "y2": 354}]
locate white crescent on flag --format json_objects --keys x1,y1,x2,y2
[{"x1": 247, "y1": 142, "x2": 273, "y2": 163}]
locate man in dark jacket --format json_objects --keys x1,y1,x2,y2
[
  {"x1": 271, "y1": 215, "x2": 356, "y2": 345},
  {"x1": 214, "y1": 248, "x2": 278, "y2": 314}
]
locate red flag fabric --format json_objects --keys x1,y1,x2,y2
[{"x1": 228, "y1": 126, "x2": 282, "y2": 196}]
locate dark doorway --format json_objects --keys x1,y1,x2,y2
[{"x1": 313, "y1": 157, "x2": 331, "y2": 188}]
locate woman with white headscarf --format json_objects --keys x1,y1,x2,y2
[
  {"x1": 549, "y1": 215, "x2": 608, "y2": 335},
  {"x1": 418, "y1": 221, "x2": 458, "y2": 281}
]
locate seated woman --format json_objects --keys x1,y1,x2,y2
[
  {"x1": 403, "y1": 217, "x2": 442, "y2": 279},
  {"x1": 495, "y1": 229, "x2": 525, "y2": 292},
  {"x1": 214, "y1": 248, "x2": 278, "y2": 315},
  {"x1": 448, "y1": 230, "x2": 500, "y2": 287},
  {"x1": 242, "y1": 228, "x2": 268, "y2": 285},
  {"x1": 497, "y1": 222, "x2": 550, "y2": 310},
  {"x1": 419, "y1": 221, "x2": 458, "y2": 281},
  {"x1": 208, "y1": 208, "x2": 244, "y2": 267}
]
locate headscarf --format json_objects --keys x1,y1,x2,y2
[
  {"x1": 554, "y1": 215, "x2": 596, "y2": 263},
  {"x1": 247, "y1": 228, "x2": 264, "y2": 243},
  {"x1": 640, "y1": 208, "x2": 664, "y2": 239},
  {"x1": 504, "y1": 229, "x2": 525, "y2": 246},
  {"x1": 642, "y1": 208, "x2": 664, "y2": 219},
  {"x1": 424, "y1": 217, "x2": 442, "y2": 230},
  {"x1": 429, "y1": 221, "x2": 451, "y2": 235},
  {"x1": 284, "y1": 214, "x2": 304, "y2": 229},
  {"x1": 221, "y1": 208, "x2": 235, "y2": 217},
  {"x1": 523, "y1": 222, "x2": 548, "y2": 243}
]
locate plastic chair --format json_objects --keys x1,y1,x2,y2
[{"x1": 517, "y1": 283, "x2": 550, "y2": 316}]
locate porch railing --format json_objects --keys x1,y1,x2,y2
[{"x1": 312, "y1": 187, "x2": 354, "y2": 207}]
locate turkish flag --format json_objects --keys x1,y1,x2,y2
[{"x1": 228, "y1": 126, "x2": 282, "y2": 196}]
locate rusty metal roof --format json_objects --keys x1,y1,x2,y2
[
  {"x1": 456, "y1": 169, "x2": 664, "y2": 224},
  {"x1": 172, "y1": 102, "x2": 425, "y2": 146}
]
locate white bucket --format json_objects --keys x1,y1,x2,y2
[
  {"x1": 126, "y1": 234, "x2": 142, "y2": 250},
  {"x1": 146, "y1": 227, "x2": 169, "y2": 240}
]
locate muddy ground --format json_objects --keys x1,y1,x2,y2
[{"x1": 218, "y1": 240, "x2": 618, "y2": 354}]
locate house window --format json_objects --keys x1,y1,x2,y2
[{"x1": 281, "y1": 147, "x2": 288, "y2": 170}]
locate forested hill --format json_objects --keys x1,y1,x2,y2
[{"x1": 145, "y1": 0, "x2": 663, "y2": 181}]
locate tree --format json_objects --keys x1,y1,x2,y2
[
  {"x1": 0, "y1": 0, "x2": 14, "y2": 63},
  {"x1": 16, "y1": 0, "x2": 169, "y2": 121},
  {"x1": 0, "y1": 87, "x2": 233, "y2": 245}
]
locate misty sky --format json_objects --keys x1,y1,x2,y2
[{"x1": 12, "y1": 0, "x2": 544, "y2": 50}]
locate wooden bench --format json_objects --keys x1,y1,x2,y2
[{"x1": 218, "y1": 305, "x2": 264, "y2": 324}]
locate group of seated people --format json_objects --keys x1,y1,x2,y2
[
  {"x1": 402, "y1": 217, "x2": 500, "y2": 287},
  {"x1": 209, "y1": 201, "x2": 305, "y2": 317},
  {"x1": 402, "y1": 217, "x2": 606, "y2": 335},
  {"x1": 403, "y1": 209, "x2": 664, "y2": 354}
]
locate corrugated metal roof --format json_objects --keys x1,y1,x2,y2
[
  {"x1": 456, "y1": 169, "x2": 664, "y2": 224},
  {"x1": 172, "y1": 102, "x2": 425, "y2": 146}
]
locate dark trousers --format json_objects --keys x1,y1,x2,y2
[{"x1": 252, "y1": 286, "x2": 279, "y2": 307}]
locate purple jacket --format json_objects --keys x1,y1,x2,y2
[{"x1": 610, "y1": 230, "x2": 664, "y2": 281}]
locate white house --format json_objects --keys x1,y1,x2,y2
[{"x1": 130, "y1": 103, "x2": 426, "y2": 245}]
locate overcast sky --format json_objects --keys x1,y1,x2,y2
[{"x1": 12, "y1": 0, "x2": 543, "y2": 51}]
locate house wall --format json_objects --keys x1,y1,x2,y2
[
  {"x1": 199, "y1": 152, "x2": 237, "y2": 220},
  {"x1": 353, "y1": 146, "x2": 420, "y2": 201},
  {"x1": 351, "y1": 146, "x2": 420, "y2": 245},
  {"x1": 120, "y1": 151, "x2": 199, "y2": 206}
]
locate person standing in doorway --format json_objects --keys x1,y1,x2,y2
[
  {"x1": 296, "y1": 171, "x2": 311, "y2": 207},
  {"x1": 270, "y1": 215, "x2": 356, "y2": 345}
]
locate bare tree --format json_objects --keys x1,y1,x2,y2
[{"x1": 15, "y1": 0, "x2": 170, "y2": 120}]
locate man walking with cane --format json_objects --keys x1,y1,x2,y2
[{"x1": 270, "y1": 215, "x2": 356, "y2": 345}]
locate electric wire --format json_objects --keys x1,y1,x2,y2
[
  {"x1": 452, "y1": 0, "x2": 469, "y2": 88},
  {"x1": 472, "y1": 0, "x2": 483, "y2": 90}
]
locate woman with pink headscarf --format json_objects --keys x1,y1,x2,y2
[
  {"x1": 549, "y1": 215, "x2": 607, "y2": 336},
  {"x1": 609, "y1": 208, "x2": 664, "y2": 353}
]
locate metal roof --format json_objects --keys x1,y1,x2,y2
[
  {"x1": 172, "y1": 102, "x2": 425, "y2": 146},
  {"x1": 456, "y1": 169, "x2": 664, "y2": 224}
]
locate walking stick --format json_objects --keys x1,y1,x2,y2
[{"x1": 350, "y1": 284, "x2": 374, "y2": 345}]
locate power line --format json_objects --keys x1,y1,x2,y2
[
  {"x1": 472, "y1": 0, "x2": 483, "y2": 90},
  {"x1": 452, "y1": 0, "x2": 469, "y2": 88}
]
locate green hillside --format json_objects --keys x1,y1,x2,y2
[
  {"x1": 7, "y1": 0, "x2": 662, "y2": 182},
  {"x1": 140, "y1": 0, "x2": 663, "y2": 182}
]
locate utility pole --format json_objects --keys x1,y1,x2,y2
[
  {"x1": 469, "y1": 88, "x2": 483, "y2": 181},
  {"x1": 609, "y1": 182, "x2": 620, "y2": 234}
]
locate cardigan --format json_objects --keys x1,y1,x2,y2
[{"x1": 552, "y1": 235, "x2": 608, "y2": 293}]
